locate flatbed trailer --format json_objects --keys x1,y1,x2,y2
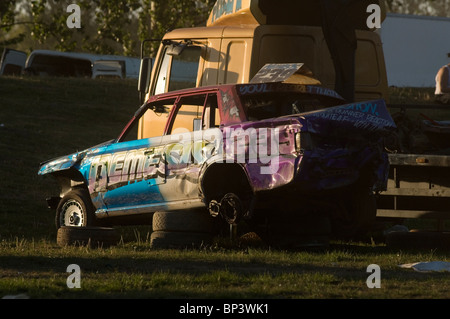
[{"x1": 377, "y1": 104, "x2": 450, "y2": 231}]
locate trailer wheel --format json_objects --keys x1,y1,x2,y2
[
  {"x1": 56, "y1": 188, "x2": 96, "y2": 229},
  {"x1": 57, "y1": 226, "x2": 120, "y2": 248}
]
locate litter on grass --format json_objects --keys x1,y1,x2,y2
[{"x1": 398, "y1": 261, "x2": 450, "y2": 273}]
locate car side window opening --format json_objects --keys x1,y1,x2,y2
[
  {"x1": 202, "y1": 94, "x2": 221, "y2": 130},
  {"x1": 120, "y1": 92, "x2": 221, "y2": 143},
  {"x1": 120, "y1": 98, "x2": 176, "y2": 142},
  {"x1": 168, "y1": 94, "x2": 207, "y2": 135}
]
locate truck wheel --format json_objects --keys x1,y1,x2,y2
[
  {"x1": 57, "y1": 226, "x2": 120, "y2": 248},
  {"x1": 56, "y1": 189, "x2": 96, "y2": 229},
  {"x1": 150, "y1": 231, "x2": 212, "y2": 249},
  {"x1": 152, "y1": 210, "x2": 214, "y2": 233}
]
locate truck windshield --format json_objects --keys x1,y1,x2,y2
[
  {"x1": 242, "y1": 93, "x2": 335, "y2": 121},
  {"x1": 169, "y1": 46, "x2": 201, "y2": 91},
  {"x1": 155, "y1": 45, "x2": 202, "y2": 94}
]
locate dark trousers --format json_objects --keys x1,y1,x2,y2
[{"x1": 320, "y1": 0, "x2": 357, "y2": 103}]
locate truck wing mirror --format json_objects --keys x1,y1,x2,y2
[
  {"x1": 166, "y1": 42, "x2": 187, "y2": 56},
  {"x1": 138, "y1": 57, "x2": 153, "y2": 104}
]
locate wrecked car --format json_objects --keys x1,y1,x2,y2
[{"x1": 38, "y1": 75, "x2": 396, "y2": 246}]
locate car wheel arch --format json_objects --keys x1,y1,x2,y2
[
  {"x1": 200, "y1": 162, "x2": 254, "y2": 204},
  {"x1": 50, "y1": 168, "x2": 88, "y2": 197}
]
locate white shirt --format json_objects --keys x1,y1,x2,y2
[{"x1": 435, "y1": 65, "x2": 450, "y2": 95}]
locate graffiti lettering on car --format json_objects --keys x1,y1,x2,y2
[{"x1": 88, "y1": 147, "x2": 164, "y2": 193}]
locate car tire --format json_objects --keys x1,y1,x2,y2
[
  {"x1": 150, "y1": 210, "x2": 215, "y2": 249},
  {"x1": 150, "y1": 231, "x2": 212, "y2": 249},
  {"x1": 55, "y1": 188, "x2": 96, "y2": 229},
  {"x1": 152, "y1": 210, "x2": 214, "y2": 233},
  {"x1": 57, "y1": 226, "x2": 120, "y2": 248}
]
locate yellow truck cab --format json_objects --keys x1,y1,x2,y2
[{"x1": 138, "y1": 0, "x2": 388, "y2": 139}]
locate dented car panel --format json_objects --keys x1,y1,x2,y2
[
  {"x1": 38, "y1": 153, "x2": 83, "y2": 176},
  {"x1": 293, "y1": 99, "x2": 395, "y2": 191},
  {"x1": 38, "y1": 82, "x2": 396, "y2": 224}
]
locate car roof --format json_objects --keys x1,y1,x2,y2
[{"x1": 147, "y1": 82, "x2": 344, "y2": 103}]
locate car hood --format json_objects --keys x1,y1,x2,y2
[{"x1": 38, "y1": 139, "x2": 115, "y2": 176}]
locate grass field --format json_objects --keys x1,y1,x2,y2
[{"x1": 1, "y1": 76, "x2": 450, "y2": 301}]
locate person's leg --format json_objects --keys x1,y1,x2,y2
[{"x1": 320, "y1": 0, "x2": 357, "y2": 102}]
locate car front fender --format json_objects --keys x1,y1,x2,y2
[{"x1": 38, "y1": 152, "x2": 83, "y2": 177}]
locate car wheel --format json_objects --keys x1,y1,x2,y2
[
  {"x1": 57, "y1": 226, "x2": 120, "y2": 248},
  {"x1": 56, "y1": 188, "x2": 96, "y2": 229}
]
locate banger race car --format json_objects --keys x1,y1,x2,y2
[{"x1": 38, "y1": 72, "x2": 396, "y2": 247}]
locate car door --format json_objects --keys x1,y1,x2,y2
[
  {"x1": 98, "y1": 138, "x2": 167, "y2": 212},
  {"x1": 89, "y1": 98, "x2": 175, "y2": 214},
  {"x1": 157, "y1": 92, "x2": 221, "y2": 203}
]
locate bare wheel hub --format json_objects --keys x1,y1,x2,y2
[{"x1": 209, "y1": 193, "x2": 244, "y2": 225}]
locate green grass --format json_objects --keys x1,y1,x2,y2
[
  {"x1": 1, "y1": 77, "x2": 450, "y2": 300},
  {"x1": 387, "y1": 87, "x2": 437, "y2": 105},
  {"x1": 1, "y1": 239, "x2": 450, "y2": 299},
  {"x1": 0, "y1": 76, "x2": 140, "y2": 240}
]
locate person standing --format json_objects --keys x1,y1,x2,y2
[
  {"x1": 435, "y1": 63, "x2": 450, "y2": 105},
  {"x1": 319, "y1": 0, "x2": 358, "y2": 103}
]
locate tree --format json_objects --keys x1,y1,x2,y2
[
  {"x1": 26, "y1": 0, "x2": 215, "y2": 57},
  {"x1": 30, "y1": 0, "x2": 83, "y2": 52},
  {"x1": 384, "y1": 0, "x2": 450, "y2": 17},
  {"x1": 81, "y1": 0, "x2": 142, "y2": 55},
  {"x1": 0, "y1": 0, "x2": 26, "y2": 48},
  {"x1": 143, "y1": 0, "x2": 214, "y2": 54}
]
